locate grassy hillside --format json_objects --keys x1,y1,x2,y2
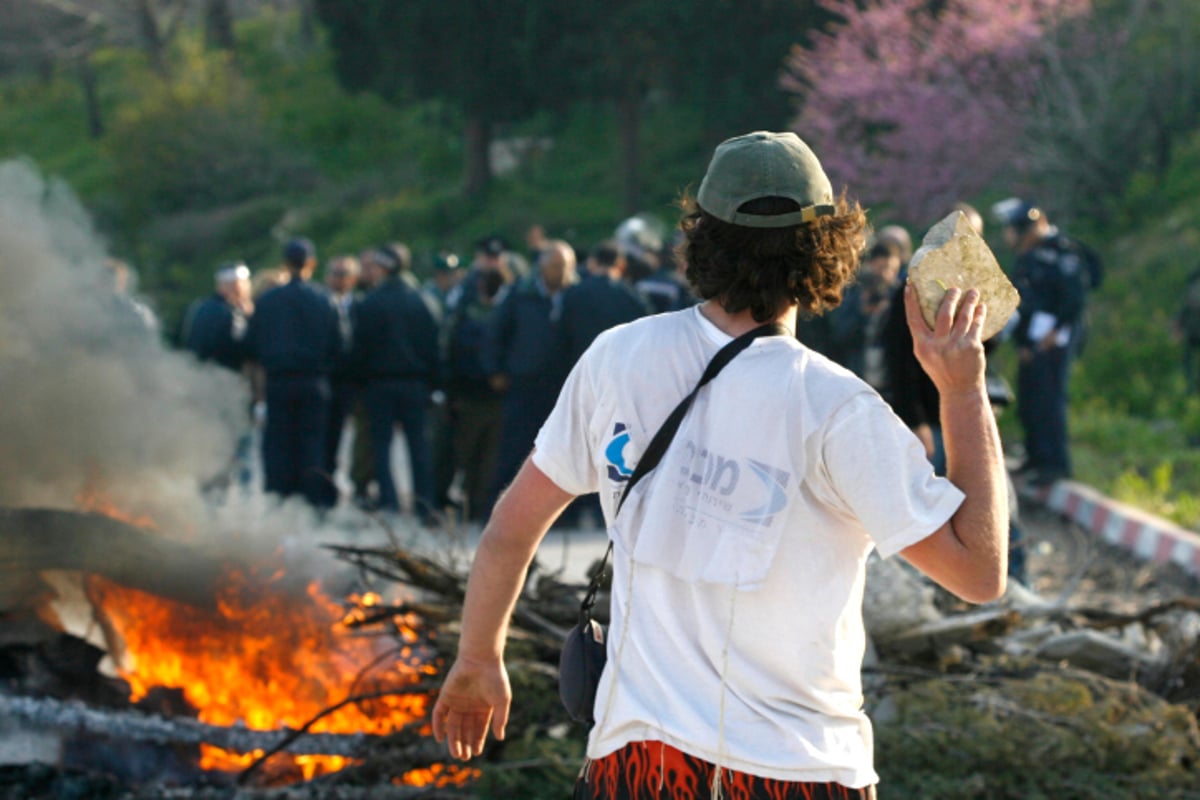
[
  {"x1": 1058, "y1": 129, "x2": 1200, "y2": 527},
  {"x1": 2, "y1": 15, "x2": 1198, "y2": 527}
]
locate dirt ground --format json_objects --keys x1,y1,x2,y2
[{"x1": 1019, "y1": 497, "x2": 1200, "y2": 611}]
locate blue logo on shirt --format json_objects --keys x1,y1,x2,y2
[
  {"x1": 740, "y1": 460, "x2": 790, "y2": 526},
  {"x1": 606, "y1": 423, "x2": 633, "y2": 483}
]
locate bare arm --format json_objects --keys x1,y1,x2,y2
[
  {"x1": 432, "y1": 456, "x2": 575, "y2": 760},
  {"x1": 899, "y1": 285, "x2": 1009, "y2": 603}
]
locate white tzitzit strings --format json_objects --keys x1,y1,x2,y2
[
  {"x1": 709, "y1": 580, "x2": 739, "y2": 800},
  {"x1": 595, "y1": 555, "x2": 635, "y2": 741}
]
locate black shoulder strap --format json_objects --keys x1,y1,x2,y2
[
  {"x1": 578, "y1": 321, "x2": 788, "y2": 621},
  {"x1": 615, "y1": 321, "x2": 789, "y2": 512}
]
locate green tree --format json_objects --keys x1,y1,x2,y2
[
  {"x1": 315, "y1": 2, "x2": 824, "y2": 209},
  {"x1": 556, "y1": 0, "x2": 825, "y2": 215},
  {"x1": 678, "y1": 0, "x2": 828, "y2": 143},
  {"x1": 0, "y1": 0, "x2": 107, "y2": 137},
  {"x1": 1023, "y1": 0, "x2": 1200, "y2": 222},
  {"x1": 203, "y1": 0, "x2": 236, "y2": 54},
  {"x1": 315, "y1": 0, "x2": 578, "y2": 199}
]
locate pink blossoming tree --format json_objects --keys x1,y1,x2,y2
[{"x1": 783, "y1": 0, "x2": 1091, "y2": 225}]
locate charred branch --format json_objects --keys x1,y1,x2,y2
[
  {"x1": 0, "y1": 508, "x2": 229, "y2": 612},
  {"x1": 0, "y1": 688, "x2": 434, "y2": 758},
  {"x1": 237, "y1": 687, "x2": 435, "y2": 784}
]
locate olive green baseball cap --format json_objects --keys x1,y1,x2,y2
[{"x1": 696, "y1": 131, "x2": 836, "y2": 228}]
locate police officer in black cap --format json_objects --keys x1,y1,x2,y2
[
  {"x1": 994, "y1": 199, "x2": 1100, "y2": 486},
  {"x1": 247, "y1": 237, "x2": 341, "y2": 506},
  {"x1": 351, "y1": 242, "x2": 441, "y2": 522},
  {"x1": 423, "y1": 250, "x2": 463, "y2": 316}
]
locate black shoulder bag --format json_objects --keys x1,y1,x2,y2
[{"x1": 558, "y1": 321, "x2": 788, "y2": 726}]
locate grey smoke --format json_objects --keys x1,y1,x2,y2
[
  {"x1": 0, "y1": 159, "x2": 419, "y2": 592},
  {"x1": 0, "y1": 159, "x2": 246, "y2": 531}
]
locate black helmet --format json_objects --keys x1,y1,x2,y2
[
  {"x1": 433, "y1": 251, "x2": 461, "y2": 272},
  {"x1": 991, "y1": 198, "x2": 1042, "y2": 232}
]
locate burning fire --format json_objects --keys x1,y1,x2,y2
[
  {"x1": 76, "y1": 476, "x2": 159, "y2": 531},
  {"x1": 86, "y1": 567, "x2": 466, "y2": 786}
]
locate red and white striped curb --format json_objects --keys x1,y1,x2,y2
[{"x1": 1021, "y1": 479, "x2": 1200, "y2": 579}]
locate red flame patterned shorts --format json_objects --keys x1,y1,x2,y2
[{"x1": 573, "y1": 740, "x2": 877, "y2": 800}]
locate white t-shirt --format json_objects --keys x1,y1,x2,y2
[{"x1": 533, "y1": 306, "x2": 963, "y2": 788}]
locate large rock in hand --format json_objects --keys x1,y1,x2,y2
[{"x1": 907, "y1": 211, "x2": 1019, "y2": 341}]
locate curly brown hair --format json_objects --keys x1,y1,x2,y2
[{"x1": 677, "y1": 192, "x2": 868, "y2": 322}]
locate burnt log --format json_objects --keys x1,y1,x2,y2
[
  {"x1": 0, "y1": 508, "x2": 229, "y2": 611},
  {"x1": 0, "y1": 691, "x2": 428, "y2": 758}
]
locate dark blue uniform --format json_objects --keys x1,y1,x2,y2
[
  {"x1": 556, "y1": 274, "x2": 652, "y2": 369},
  {"x1": 319, "y1": 290, "x2": 359, "y2": 507},
  {"x1": 182, "y1": 294, "x2": 248, "y2": 372},
  {"x1": 881, "y1": 278, "x2": 943, "y2": 471},
  {"x1": 441, "y1": 272, "x2": 507, "y2": 519},
  {"x1": 482, "y1": 275, "x2": 565, "y2": 511},
  {"x1": 351, "y1": 275, "x2": 440, "y2": 517},
  {"x1": 247, "y1": 277, "x2": 341, "y2": 505},
  {"x1": 1012, "y1": 232, "x2": 1090, "y2": 480},
  {"x1": 552, "y1": 273, "x2": 652, "y2": 525},
  {"x1": 635, "y1": 268, "x2": 695, "y2": 314},
  {"x1": 183, "y1": 293, "x2": 252, "y2": 485}
]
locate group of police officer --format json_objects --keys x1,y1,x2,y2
[
  {"x1": 181, "y1": 227, "x2": 694, "y2": 523},
  {"x1": 180, "y1": 200, "x2": 1095, "y2": 525}
]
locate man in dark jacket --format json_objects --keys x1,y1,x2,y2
[
  {"x1": 182, "y1": 262, "x2": 253, "y2": 371},
  {"x1": 556, "y1": 241, "x2": 653, "y2": 370},
  {"x1": 182, "y1": 261, "x2": 255, "y2": 488},
  {"x1": 319, "y1": 254, "x2": 361, "y2": 507},
  {"x1": 995, "y1": 199, "x2": 1093, "y2": 486},
  {"x1": 482, "y1": 239, "x2": 577, "y2": 512},
  {"x1": 552, "y1": 240, "x2": 652, "y2": 526},
  {"x1": 247, "y1": 238, "x2": 341, "y2": 506},
  {"x1": 442, "y1": 263, "x2": 512, "y2": 520},
  {"x1": 635, "y1": 231, "x2": 696, "y2": 314},
  {"x1": 352, "y1": 243, "x2": 441, "y2": 521}
]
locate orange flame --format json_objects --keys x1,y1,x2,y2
[
  {"x1": 76, "y1": 481, "x2": 158, "y2": 531},
  {"x1": 86, "y1": 568, "x2": 470, "y2": 786},
  {"x1": 72, "y1": 485, "x2": 472, "y2": 786}
]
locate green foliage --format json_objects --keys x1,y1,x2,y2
[
  {"x1": 0, "y1": 73, "x2": 112, "y2": 199},
  {"x1": 104, "y1": 39, "x2": 314, "y2": 222},
  {"x1": 232, "y1": 17, "x2": 459, "y2": 181},
  {"x1": 1065, "y1": 400, "x2": 1200, "y2": 529},
  {"x1": 1110, "y1": 462, "x2": 1200, "y2": 531},
  {"x1": 1072, "y1": 208, "x2": 1196, "y2": 418},
  {"x1": 469, "y1": 660, "x2": 585, "y2": 799},
  {"x1": 445, "y1": 101, "x2": 706, "y2": 249},
  {"x1": 314, "y1": 1, "x2": 573, "y2": 123}
]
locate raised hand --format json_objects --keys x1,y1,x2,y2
[{"x1": 903, "y1": 284, "x2": 987, "y2": 398}]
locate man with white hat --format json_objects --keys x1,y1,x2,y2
[{"x1": 182, "y1": 261, "x2": 253, "y2": 371}]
